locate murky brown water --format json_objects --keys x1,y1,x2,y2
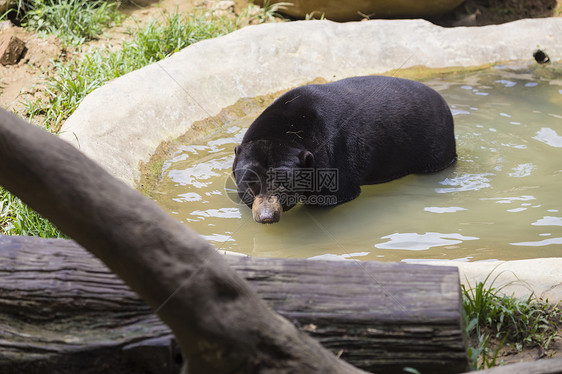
[{"x1": 150, "y1": 65, "x2": 562, "y2": 263}]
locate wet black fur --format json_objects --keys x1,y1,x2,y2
[{"x1": 233, "y1": 75, "x2": 457, "y2": 209}]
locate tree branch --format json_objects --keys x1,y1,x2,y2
[{"x1": 0, "y1": 108, "x2": 367, "y2": 373}]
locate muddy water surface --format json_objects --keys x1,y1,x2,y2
[{"x1": 150, "y1": 65, "x2": 562, "y2": 262}]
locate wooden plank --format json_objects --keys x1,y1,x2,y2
[{"x1": 0, "y1": 235, "x2": 469, "y2": 373}]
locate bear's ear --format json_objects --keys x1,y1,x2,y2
[
  {"x1": 233, "y1": 145, "x2": 242, "y2": 170},
  {"x1": 298, "y1": 150, "x2": 314, "y2": 168}
]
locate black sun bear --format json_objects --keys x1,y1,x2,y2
[{"x1": 233, "y1": 75, "x2": 457, "y2": 223}]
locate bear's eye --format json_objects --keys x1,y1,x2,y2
[{"x1": 243, "y1": 181, "x2": 260, "y2": 195}]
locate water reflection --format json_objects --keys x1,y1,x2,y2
[
  {"x1": 309, "y1": 252, "x2": 370, "y2": 261},
  {"x1": 532, "y1": 216, "x2": 562, "y2": 226},
  {"x1": 424, "y1": 206, "x2": 467, "y2": 213},
  {"x1": 508, "y1": 163, "x2": 535, "y2": 177},
  {"x1": 173, "y1": 192, "x2": 202, "y2": 202},
  {"x1": 533, "y1": 128, "x2": 562, "y2": 148},
  {"x1": 201, "y1": 233, "x2": 235, "y2": 242},
  {"x1": 496, "y1": 80, "x2": 517, "y2": 88},
  {"x1": 167, "y1": 156, "x2": 233, "y2": 186},
  {"x1": 402, "y1": 257, "x2": 474, "y2": 263},
  {"x1": 374, "y1": 232, "x2": 479, "y2": 251},
  {"x1": 190, "y1": 208, "x2": 241, "y2": 220},
  {"x1": 511, "y1": 238, "x2": 562, "y2": 246},
  {"x1": 151, "y1": 65, "x2": 562, "y2": 262},
  {"x1": 481, "y1": 195, "x2": 536, "y2": 204},
  {"x1": 436, "y1": 173, "x2": 493, "y2": 193}
]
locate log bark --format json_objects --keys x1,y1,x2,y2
[
  {"x1": 0, "y1": 108, "x2": 365, "y2": 373},
  {"x1": 0, "y1": 236, "x2": 468, "y2": 374}
]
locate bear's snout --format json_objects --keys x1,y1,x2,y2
[{"x1": 252, "y1": 194, "x2": 282, "y2": 224}]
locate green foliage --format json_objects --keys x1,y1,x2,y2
[
  {"x1": 23, "y1": 7, "x2": 281, "y2": 130},
  {"x1": 24, "y1": 59, "x2": 105, "y2": 131},
  {"x1": 462, "y1": 272, "x2": 561, "y2": 369},
  {"x1": 0, "y1": 187, "x2": 66, "y2": 238},
  {"x1": 116, "y1": 11, "x2": 237, "y2": 68},
  {"x1": 14, "y1": 0, "x2": 123, "y2": 45},
  {"x1": 242, "y1": 0, "x2": 291, "y2": 23},
  {"x1": 25, "y1": 10, "x2": 234, "y2": 130},
  {"x1": 5, "y1": 3, "x2": 284, "y2": 237}
]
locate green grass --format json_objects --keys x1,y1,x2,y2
[
  {"x1": 24, "y1": 5, "x2": 285, "y2": 131},
  {"x1": 1, "y1": 187, "x2": 66, "y2": 238},
  {"x1": 24, "y1": 10, "x2": 238, "y2": 131},
  {"x1": 3, "y1": 2, "x2": 285, "y2": 237},
  {"x1": 463, "y1": 272, "x2": 562, "y2": 369},
  {"x1": 4, "y1": 0, "x2": 123, "y2": 45},
  {"x1": 242, "y1": 0, "x2": 292, "y2": 23}
]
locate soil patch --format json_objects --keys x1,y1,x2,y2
[
  {"x1": 0, "y1": 0, "x2": 250, "y2": 116},
  {"x1": 468, "y1": 327, "x2": 562, "y2": 368},
  {"x1": 0, "y1": 21, "x2": 63, "y2": 112},
  {"x1": 1, "y1": 0, "x2": 561, "y2": 118}
]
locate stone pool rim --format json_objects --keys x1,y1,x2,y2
[
  {"x1": 60, "y1": 17, "x2": 562, "y2": 187},
  {"x1": 60, "y1": 17, "x2": 562, "y2": 301}
]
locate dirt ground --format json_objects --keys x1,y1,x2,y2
[
  {"x1": 0, "y1": 0, "x2": 257, "y2": 114},
  {"x1": 0, "y1": 0, "x2": 215, "y2": 113},
  {"x1": 0, "y1": 0, "x2": 561, "y2": 369},
  {"x1": 1, "y1": 0, "x2": 561, "y2": 118},
  {"x1": 471, "y1": 331, "x2": 562, "y2": 368}
]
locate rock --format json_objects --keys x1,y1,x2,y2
[
  {"x1": 214, "y1": 0, "x2": 235, "y2": 11},
  {"x1": 59, "y1": 17, "x2": 562, "y2": 311},
  {"x1": 0, "y1": 26, "x2": 62, "y2": 110},
  {"x1": 0, "y1": 20, "x2": 14, "y2": 32},
  {"x1": 0, "y1": 25, "x2": 62, "y2": 68},
  {"x1": 0, "y1": 34, "x2": 25, "y2": 65},
  {"x1": 423, "y1": 258, "x2": 562, "y2": 302},
  {"x1": 60, "y1": 18, "x2": 562, "y2": 188},
  {"x1": 206, "y1": 0, "x2": 236, "y2": 17},
  {"x1": 255, "y1": 0, "x2": 465, "y2": 21}
]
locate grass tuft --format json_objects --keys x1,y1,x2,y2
[
  {"x1": 3, "y1": 3, "x2": 285, "y2": 237},
  {"x1": 7, "y1": 0, "x2": 123, "y2": 45},
  {"x1": 241, "y1": 0, "x2": 291, "y2": 23},
  {"x1": 23, "y1": 6, "x2": 282, "y2": 130},
  {"x1": 463, "y1": 272, "x2": 561, "y2": 369},
  {"x1": 0, "y1": 187, "x2": 66, "y2": 238}
]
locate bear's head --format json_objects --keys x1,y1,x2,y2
[{"x1": 232, "y1": 140, "x2": 314, "y2": 223}]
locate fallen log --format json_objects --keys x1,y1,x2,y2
[
  {"x1": 0, "y1": 235, "x2": 469, "y2": 373},
  {"x1": 0, "y1": 106, "x2": 366, "y2": 374}
]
